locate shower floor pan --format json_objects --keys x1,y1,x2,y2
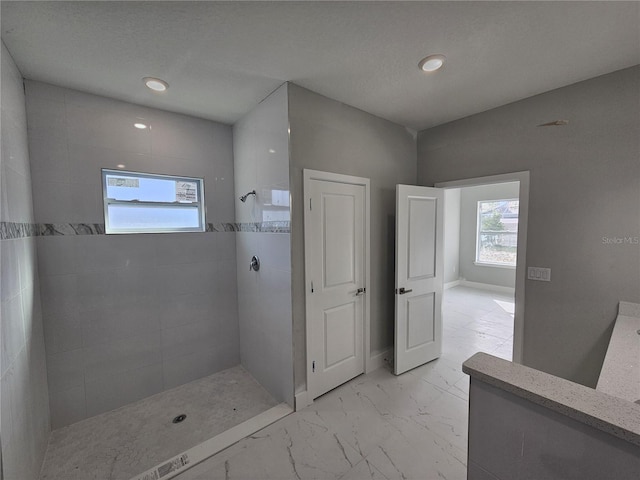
[{"x1": 39, "y1": 365, "x2": 291, "y2": 480}]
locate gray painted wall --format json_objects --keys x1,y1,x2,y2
[
  {"x1": 25, "y1": 81, "x2": 240, "y2": 428},
  {"x1": 459, "y1": 183, "x2": 519, "y2": 288},
  {"x1": 1, "y1": 42, "x2": 51, "y2": 480},
  {"x1": 288, "y1": 84, "x2": 416, "y2": 394},
  {"x1": 418, "y1": 66, "x2": 640, "y2": 387},
  {"x1": 233, "y1": 84, "x2": 294, "y2": 406},
  {"x1": 443, "y1": 188, "x2": 461, "y2": 284}
]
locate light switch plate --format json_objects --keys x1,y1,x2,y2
[{"x1": 528, "y1": 267, "x2": 551, "y2": 282}]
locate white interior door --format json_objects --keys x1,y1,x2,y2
[
  {"x1": 394, "y1": 185, "x2": 444, "y2": 375},
  {"x1": 305, "y1": 172, "x2": 368, "y2": 400}
]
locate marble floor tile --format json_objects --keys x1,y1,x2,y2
[
  {"x1": 463, "y1": 319, "x2": 513, "y2": 340},
  {"x1": 447, "y1": 375, "x2": 470, "y2": 402},
  {"x1": 338, "y1": 458, "x2": 390, "y2": 480},
  {"x1": 410, "y1": 357, "x2": 467, "y2": 391},
  {"x1": 407, "y1": 390, "x2": 469, "y2": 452},
  {"x1": 490, "y1": 338, "x2": 514, "y2": 361},
  {"x1": 440, "y1": 310, "x2": 475, "y2": 330},
  {"x1": 364, "y1": 417, "x2": 467, "y2": 480},
  {"x1": 178, "y1": 286, "x2": 512, "y2": 480},
  {"x1": 179, "y1": 409, "x2": 363, "y2": 480}
]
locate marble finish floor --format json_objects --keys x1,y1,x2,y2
[
  {"x1": 39, "y1": 365, "x2": 278, "y2": 480},
  {"x1": 178, "y1": 286, "x2": 514, "y2": 480}
]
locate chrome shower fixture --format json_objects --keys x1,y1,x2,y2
[{"x1": 239, "y1": 190, "x2": 256, "y2": 202}]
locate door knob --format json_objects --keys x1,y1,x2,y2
[
  {"x1": 396, "y1": 287, "x2": 413, "y2": 295},
  {"x1": 355, "y1": 287, "x2": 366, "y2": 296}
]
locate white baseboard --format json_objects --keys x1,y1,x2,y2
[
  {"x1": 368, "y1": 348, "x2": 392, "y2": 373},
  {"x1": 460, "y1": 279, "x2": 515, "y2": 296},
  {"x1": 294, "y1": 390, "x2": 312, "y2": 411},
  {"x1": 444, "y1": 279, "x2": 462, "y2": 290}
]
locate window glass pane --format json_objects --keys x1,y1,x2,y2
[
  {"x1": 103, "y1": 169, "x2": 204, "y2": 234},
  {"x1": 478, "y1": 233, "x2": 518, "y2": 265},
  {"x1": 477, "y1": 200, "x2": 519, "y2": 265},
  {"x1": 105, "y1": 174, "x2": 198, "y2": 204},
  {"x1": 107, "y1": 205, "x2": 200, "y2": 231}
]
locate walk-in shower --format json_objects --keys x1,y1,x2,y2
[{"x1": 22, "y1": 80, "x2": 294, "y2": 480}]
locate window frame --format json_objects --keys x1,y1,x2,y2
[
  {"x1": 475, "y1": 198, "x2": 519, "y2": 268},
  {"x1": 102, "y1": 168, "x2": 206, "y2": 234}
]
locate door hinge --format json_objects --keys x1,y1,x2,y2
[
  {"x1": 309, "y1": 197, "x2": 312, "y2": 210},
  {"x1": 312, "y1": 361, "x2": 315, "y2": 372},
  {"x1": 311, "y1": 281, "x2": 314, "y2": 293}
]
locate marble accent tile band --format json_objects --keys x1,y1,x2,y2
[
  {"x1": 0, "y1": 222, "x2": 40, "y2": 240},
  {"x1": 0, "y1": 221, "x2": 290, "y2": 240},
  {"x1": 211, "y1": 221, "x2": 291, "y2": 233},
  {"x1": 40, "y1": 223, "x2": 106, "y2": 236}
]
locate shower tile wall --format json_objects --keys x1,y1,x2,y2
[
  {"x1": 233, "y1": 84, "x2": 294, "y2": 406},
  {"x1": 0, "y1": 43, "x2": 50, "y2": 480},
  {"x1": 25, "y1": 81, "x2": 240, "y2": 429}
]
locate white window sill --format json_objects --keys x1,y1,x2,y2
[{"x1": 474, "y1": 262, "x2": 516, "y2": 270}]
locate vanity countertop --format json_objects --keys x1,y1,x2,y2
[
  {"x1": 463, "y1": 352, "x2": 640, "y2": 447},
  {"x1": 596, "y1": 301, "x2": 640, "y2": 404}
]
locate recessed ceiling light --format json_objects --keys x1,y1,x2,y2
[
  {"x1": 117, "y1": 164, "x2": 126, "y2": 169},
  {"x1": 418, "y1": 54, "x2": 446, "y2": 73},
  {"x1": 134, "y1": 123, "x2": 148, "y2": 129},
  {"x1": 143, "y1": 77, "x2": 169, "y2": 92}
]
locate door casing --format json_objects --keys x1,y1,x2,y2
[{"x1": 303, "y1": 169, "x2": 371, "y2": 401}]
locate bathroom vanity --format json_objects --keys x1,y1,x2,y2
[
  {"x1": 597, "y1": 301, "x2": 640, "y2": 405},
  {"x1": 463, "y1": 301, "x2": 640, "y2": 480}
]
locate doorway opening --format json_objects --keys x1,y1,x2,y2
[{"x1": 436, "y1": 171, "x2": 529, "y2": 365}]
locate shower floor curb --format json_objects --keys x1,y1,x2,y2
[{"x1": 130, "y1": 403, "x2": 293, "y2": 480}]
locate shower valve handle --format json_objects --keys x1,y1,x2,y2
[{"x1": 250, "y1": 255, "x2": 260, "y2": 272}]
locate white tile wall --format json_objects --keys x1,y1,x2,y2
[
  {"x1": 0, "y1": 41, "x2": 50, "y2": 480},
  {"x1": 84, "y1": 363, "x2": 164, "y2": 418},
  {"x1": 233, "y1": 84, "x2": 294, "y2": 406},
  {"x1": 48, "y1": 386, "x2": 86, "y2": 429},
  {"x1": 25, "y1": 80, "x2": 240, "y2": 428}
]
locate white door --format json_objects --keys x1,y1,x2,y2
[
  {"x1": 305, "y1": 171, "x2": 368, "y2": 400},
  {"x1": 394, "y1": 185, "x2": 444, "y2": 375}
]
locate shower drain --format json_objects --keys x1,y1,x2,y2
[{"x1": 172, "y1": 414, "x2": 187, "y2": 424}]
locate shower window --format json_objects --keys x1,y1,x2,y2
[{"x1": 102, "y1": 169, "x2": 205, "y2": 234}]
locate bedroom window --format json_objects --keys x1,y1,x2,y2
[{"x1": 476, "y1": 199, "x2": 519, "y2": 267}]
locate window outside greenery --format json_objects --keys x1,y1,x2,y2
[{"x1": 476, "y1": 199, "x2": 519, "y2": 266}]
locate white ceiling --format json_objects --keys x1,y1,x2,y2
[{"x1": 2, "y1": 1, "x2": 639, "y2": 130}]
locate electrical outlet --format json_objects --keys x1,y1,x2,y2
[{"x1": 528, "y1": 267, "x2": 551, "y2": 282}]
